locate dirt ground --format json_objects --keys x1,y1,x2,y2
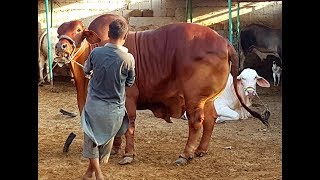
[{"x1": 38, "y1": 80, "x2": 282, "y2": 180}]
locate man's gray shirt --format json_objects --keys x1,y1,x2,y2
[
  {"x1": 83, "y1": 43, "x2": 135, "y2": 105},
  {"x1": 81, "y1": 43, "x2": 135, "y2": 146}
]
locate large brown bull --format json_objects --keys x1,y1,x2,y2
[{"x1": 55, "y1": 14, "x2": 268, "y2": 165}]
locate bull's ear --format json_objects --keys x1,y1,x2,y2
[
  {"x1": 257, "y1": 76, "x2": 270, "y2": 87},
  {"x1": 83, "y1": 30, "x2": 101, "y2": 44}
]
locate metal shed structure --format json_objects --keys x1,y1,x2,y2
[{"x1": 185, "y1": 0, "x2": 282, "y2": 68}]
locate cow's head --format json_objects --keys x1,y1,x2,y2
[
  {"x1": 55, "y1": 20, "x2": 101, "y2": 62},
  {"x1": 237, "y1": 68, "x2": 270, "y2": 97}
]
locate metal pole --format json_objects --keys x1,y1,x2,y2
[
  {"x1": 189, "y1": 0, "x2": 192, "y2": 23},
  {"x1": 237, "y1": 2, "x2": 241, "y2": 69},
  {"x1": 228, "y1": 0, "x2": 233, "y2": 43},
  {"x1": 44, "y1": 0, "x2": 53, "y2": 85},
  {"x1": 50, "y1": 0, "x2": 53, "y2": 28},
  {"x1": 185, "y1": 0, "x2": 188, "y2": 22},
  {"x1": 185, "y1": 0, "x2": 192, "y2": 23}
]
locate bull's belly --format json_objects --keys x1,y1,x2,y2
[{"x1": 136, "y1": 97, "x2": 185, "y2": 119}]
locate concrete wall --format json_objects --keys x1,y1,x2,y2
[
  {"x1": 38, "y1": 0, "x2": 282, "y2": 37},
  {"x1": 38, "y1": 0, "x2": 282, "y2": 80}
]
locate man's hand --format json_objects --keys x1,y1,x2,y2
[{"x1": 85, "y1": 70, "x2": 93, "y2": 79}]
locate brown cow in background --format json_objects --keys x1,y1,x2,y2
[{"x1": 55, "y1": 14, "x2": 268, "y2": 165}]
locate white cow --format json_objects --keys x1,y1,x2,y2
[
  {"x1": 38, "y1": 28, "x2": 70, "y2": 84},
  {"x1": 214, "y1": 68, "x2": 270, "y2": 123},
  {"x1": 181, "y1": 68, "x2": 270, "y2": 123}
]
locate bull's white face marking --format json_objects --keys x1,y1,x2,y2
[{"x1": 237, "y1": 68, "x2": 259, "y2": 97}]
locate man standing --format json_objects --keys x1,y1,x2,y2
[{"x1": 81, "y1": 18, "x2": 135, "y2": 180}]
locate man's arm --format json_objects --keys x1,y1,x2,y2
[
  {"x1": 126, "y1": 69, "x2": 135, "y2": 87},
  {"x1": 125, "y1": 55, "x2": 135, "y2": 87},
  {"x1": 83, "y1": 52, "x2": 94, "y2": 78}
]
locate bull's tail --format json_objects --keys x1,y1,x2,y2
[{"x1": 227, "y1": 41, "x2": 269, "y2": 127}]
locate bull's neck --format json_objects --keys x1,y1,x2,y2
[
  {"x1": 71, "y1": 40, "x2": 99, "y2": 66},
  {"x1": 71, "y1": 40, "x2": 87, "y2": 64}
]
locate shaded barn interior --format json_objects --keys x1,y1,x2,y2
[
  {"x1": 233, "y1": 0, "x2": 282, "y2": 84},
  {"x1": 242, "y1": 53, "x2": 281, "y2": 83}
]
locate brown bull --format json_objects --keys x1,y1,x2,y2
[{"x1": 55, "y1": 14, "x2": 268, "y2": 165}]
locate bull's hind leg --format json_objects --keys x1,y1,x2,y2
[
  {"x1": 176, "y1": 96, "x2": 206, "y2": 164},
  {"x1": 195, "y1": 100, "x2": 217, "y2": 157},
  {"x1": 175, "y1": 55, "x2": 229, "y2": 165}
]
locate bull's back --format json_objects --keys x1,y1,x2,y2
[
  {"x1": 88, "y1": 14, "x2": 128, "y2": 46},
  {"x1": 168, "y1": 23, "x2": 230, "y2": 89},
  {"x1": 128, "y1": 23, "x2": 230, "y2": 104}
]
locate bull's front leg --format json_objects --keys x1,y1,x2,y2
[
  {"x1": 118, "y1": 96, "x2": 137, "y2": 165},
  {"x1": 62, "y1": 64, "x2": 88, "y2": 152},
  {"x1": 72, "y1": 63, "x2": 88, "y2": 113},
  {"x1": 111, "y1": 136, "x2": 122, "y2": 155}
]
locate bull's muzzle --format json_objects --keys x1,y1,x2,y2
[
  {"x1": 55, "y1": 42, "x2": 70, "y2": 58},
  {"x1": 55, "y1": 35, "x2": 77, "y2": 60}
]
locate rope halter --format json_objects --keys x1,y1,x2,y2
[
  {"x1": 243, "y1": 86, "x2": 256, "y2": 97},
  {"x1": 58, "y1": 35, "x2": 86, "y2": 64}
]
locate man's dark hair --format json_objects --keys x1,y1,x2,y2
[{"x1": 108, "y1": 19, "x2": 128, "y2": 40}]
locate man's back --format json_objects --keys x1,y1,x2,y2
[{"x1": 85, "y1": 43, "x2": 135, "y2": 105}]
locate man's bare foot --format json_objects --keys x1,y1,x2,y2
[{"x1": 82, "y1": 172, "x2": 95, "y2": 180}]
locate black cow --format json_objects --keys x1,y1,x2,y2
[
  {"x1": 240, "y1": 23, "x2": 282, "y2": 82},
  {"x1": 240, "y1": 23, "x2": 282, "y2": 60}
]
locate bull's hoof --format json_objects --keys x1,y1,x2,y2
[
  {"x1": 164, "y1": 116, "x2": 173, "y2": 123},
  {"x1": 195, "y1": 151, "x2": 207, "y2": 157},
  {"x1": 118, "y1": 156, "x2": 134, "y2": 165},
  {"x1": 175, "y1": 157, "x2": 188, "y2": 166},
  {"x1": 110, "y1": 149, "x2": 118, "y2": 155},
  {"x1": 175, "y1": 155, "x2": 193, "y2": 166}
]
